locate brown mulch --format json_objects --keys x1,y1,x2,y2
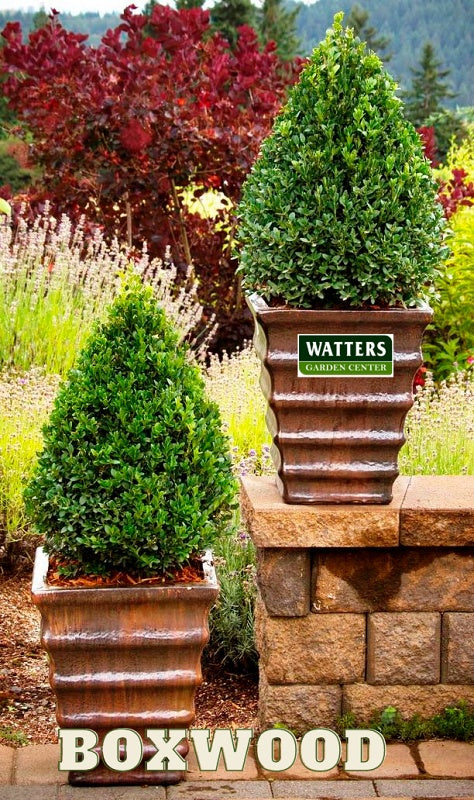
[
  {"x1": 0, "y1": 574, "x2": 258, "y2": 747},
  {"x1": 46, "y1": 557, "x2": 206, "y2": 587}
]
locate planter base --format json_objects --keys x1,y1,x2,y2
[
  {"x1": 68, "y1": 738, "x2": 189, "y2": 786},
  {"x1": 274, "y1": 471, "x2": 395, "y2": 505}
]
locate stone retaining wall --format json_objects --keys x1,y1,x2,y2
[{"x1": 241, "y1": 475, "x2": 474, "y2": 733}]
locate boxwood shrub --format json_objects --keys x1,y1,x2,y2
[
  {"x1": 236, "y1": 13, "x2": 448, "y2": 309},
  {"x1": 24, "y1": 275, "x2": 238, "y2": 578}
]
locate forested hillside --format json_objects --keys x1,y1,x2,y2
[
  {"x1": 291, "y1": 0, "x2": 473, "y2": 106},
  {"x1": 0, "y1": 0, "x2": 472, "y2": 105},
  {"x1": 0, "y1": 10, "x2": 121, "y2": 47}
]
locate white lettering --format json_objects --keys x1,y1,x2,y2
[
  {"x1": 58, "y1": 729, "x2": 99, "y2": 772},
  {"x1": 102, "y1": 729, "x2": 143, "y2": 772},
  {"x1": 146, "y1": 729, "x2": 188, "y2": 771},
  {"x1": 189, "y1": 729, "x2": 252, "y2": 771},
  {"x1": 300, "y1": 729, "x2": 341, "y2": 772},
  {"x1": 366, "y1": 342, "x2": 376, "y2": 356},
  {"x1": 344, "y1": 729, "x2": 386, "y2": 771},
  {"x1": 321, "y1": 342, "x2": 333, "y2": 357},
  {"x1": 377, "y1": 342, "x2": 387, "y2": 356},
  {"x1": 256, "y1": 729, "x2": 297, "y2": 772},
  {"x1": 306, "y1": 341, "x2": 324, "y2": 357},
  {"x1": 57, "y1": 727, "x2": 387, "y2": 773}
]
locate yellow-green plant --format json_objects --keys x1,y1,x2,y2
[
  {"x1": 423, "y1": 130, "x2": 474, "y2": 379},
  {"x1": 206, "y1": 345, "x2": 474, "y2": 476},
  {"x1": 205, "y1": 346, "x2": 271, "y2": 464},
  {"x1": 423, "y1": 205, "x2": 474, "y2": 379},
  {"x1": 435, "y1": 126, "x2": 474, "y2": 183},
  {"x1": 399, "y1": 370, "x2": 474, "y2": 475},
  {"x1": 0, "y1": 370, "x2": 59, "y2": 555}
]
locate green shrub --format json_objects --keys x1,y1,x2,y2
[
  {"x1": 425, "y1": 108, "x2": 470, "y2": 163},
  {"x1": 236, "y1": 13, "x2": 447, "y2": 309},
  {"x1": 0, "y1": 151, "x2": 32, "y2": 193},
  {"x1": 338, "y1": 701, "x2": 474, "y2": 742},
  {"x1": 24, "y1": 275, "x2": 238, "y2": 578},
  {"x1": 432, "y1": 701, "x2": 474, "y2": 741}
]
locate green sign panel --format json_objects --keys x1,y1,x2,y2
[{"x1": 298, "y1": 334, "x2": 394, "y2": 377}]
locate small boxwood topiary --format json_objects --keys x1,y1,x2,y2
[
  {"x1": 24, "y1": 274, "x2": 238, "y2": 578},
  {"x1": 236, "y1": 13, "x2": 448, "y2": 309}
]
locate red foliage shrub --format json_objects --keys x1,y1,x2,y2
[
  {"x1": 1, "y1": 6, "x2": 301, "y2": 348},
  {"x1": 437, "y1": 168, "x2": 474, "y2": 219},
  {"x1": 417, "y1": 126, "x2": 439, "y2": 168}
]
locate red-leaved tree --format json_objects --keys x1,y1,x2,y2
[{"x1": 1, "y1": 5, "x2": 301, "y2": 348}]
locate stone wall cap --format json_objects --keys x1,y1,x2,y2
[
  {"x1": 241, "y1": 475, "x2": 474, "y2": 549},
  {"x1": 240, "y1": 475, "x2": 408, "y2": 548},
  {"x1": 401, "y1": 475, "x2": 474, "y2": 546}
]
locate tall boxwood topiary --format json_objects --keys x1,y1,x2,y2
[
  {"x1": 236, "y1": 13, "x2": 447, "y2": 309},
  {"x1": 24, "y1": 274, "x2": 237, "y2": 578}
]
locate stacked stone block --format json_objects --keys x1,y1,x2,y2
[{"x1": 242, "y1": 475, "x2": 474, "y2": 733}]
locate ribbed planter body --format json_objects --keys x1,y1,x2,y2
[
  {"x1": 248, "y1": 293, "x2": 432, "y2": 504},
  {"x1": 31, "y1": 546, "x2": 218, "y2": 786}
]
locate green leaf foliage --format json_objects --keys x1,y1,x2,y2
[
  {"x1": 236, "y1": 13, "x2": 448, "y2": 309},
  {"x1": 24, "y1": 274, "x2": 238, "y2": 578}
]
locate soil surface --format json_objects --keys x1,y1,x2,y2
[{"x1": 0, "y1": 574, "x2": 258, "y2": 747}]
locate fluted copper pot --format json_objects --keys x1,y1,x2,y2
[
  {"x1": 32, "y1": 546, "x2": 218, "y2": 786},
  {"x1": 247, "y1": 293, "x2": 432, "y2": 504}
]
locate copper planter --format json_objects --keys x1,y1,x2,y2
[
  {"x1": 32, "y1": 546, "x2": 218, "y2": 786},
  {"x1": 248, "y1": 293, "x2": 432, "y2": 504}
]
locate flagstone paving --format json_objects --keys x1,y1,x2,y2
[{"x1": 0, "y1": 742, "x2": 472, "y2": 799}]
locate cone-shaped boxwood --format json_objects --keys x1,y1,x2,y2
[
  {"x1": 236, "y1": 13, "x2": 447, "y2": 309},
  {"x1": 24, "y1": 275, "x2": 238, "y2": 578}
]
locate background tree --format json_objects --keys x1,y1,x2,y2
[
  {"x1": 424, "y1": 108, "x2": 469, "y2": 161},
  {"x1": 176, "y1": 0, "x2": 205, "y2": 9},
  {"x1": 346, "y1": 3, "x2": 391, "y2": 62},
  {"x1": 210, "y1": 0, "x2": 256, "y2": 47},
  {"x1": 258, "y1": 0, "x2": 300, "y2": 61},
  {"x1": 290, "y1": 0, "x2": 472, "y2": 108},
  {"x1": 403, "y1": 41, "x2": 456, "y2": 127},
  {"x1": 32, "y1": 8, "x2": 49, "y2": 29}
]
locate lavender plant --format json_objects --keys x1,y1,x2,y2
[
  {"x1": 0, "y1": 205, "x2": 209, "y2": 376},
  {"x1": 205, "y1": 345, "x2": 474, "y2": 476}
]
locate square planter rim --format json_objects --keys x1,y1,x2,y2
[
  {"x1": 247, "y1": 292, "x2": 433, "y2": 321},
  {"x1": 32, "y1": 546, "x2": 218, "y2": 605}
]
